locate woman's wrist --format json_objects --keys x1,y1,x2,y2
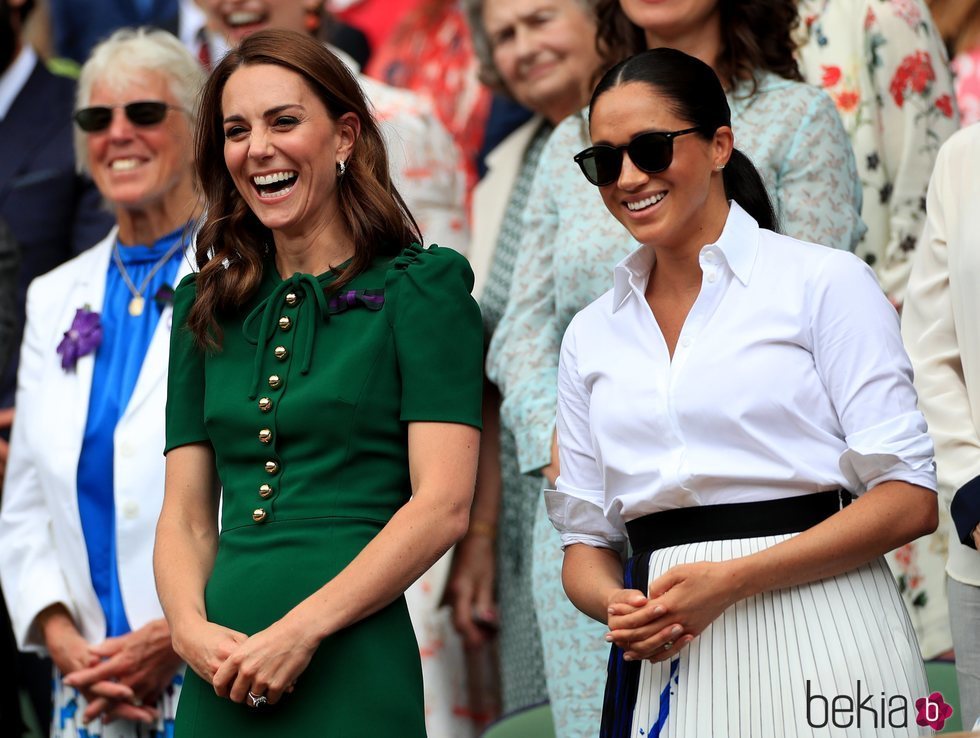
[{"x1": 36, "y1": 603, "x2": 77, "y2": 644}]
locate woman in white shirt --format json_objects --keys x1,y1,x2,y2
[{"x1": 552, "y1": 48, "x2": 939, "y2": 737}]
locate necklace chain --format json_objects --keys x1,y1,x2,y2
[{"x1": 112, "y1": 232, "x2": 186, "y2": 317}]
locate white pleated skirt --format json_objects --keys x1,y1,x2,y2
[{"x1": 619, "y1": 534, "x2": 933, "y2": 738}]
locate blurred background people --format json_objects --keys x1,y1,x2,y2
[
  {"x1": 485, "y1": 0, "x2": 863, "y2": 732},
  {"x1": 929, "y1": 0, "x2": 980, "y2": 125},
  {"x1": 447, "y1": 0, "x2": 603, "y2": 718},
  {"x1": 0, "y1": 27, "x2": 203, "y2": 737},
  {"x1": 796, "y1": 0, "x2": 960, "y2": 664},
  {"x1": 367, "y1": 0, "x2": 491, "y2": 193},
  {"x1": 0, "y1": 0, "x2": 113, "y2": 731},
  {"x1": 902, "y1": 122, "x2": 980, "y2": 730},
  {"x1": 195, "y1": 0, "x2": 469, "y2": 256},
  {"x1": 47, "y1": 0, "x2": 178, "y2": 63}
]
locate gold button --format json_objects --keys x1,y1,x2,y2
[
  {"x1": 274, "y1": 345, "x2": 288, "y2": 360},
  {"x1": 285, "y1": 292, "x2": 298, "y2": 306},
  {"x1": 268, "y1": 375, "x2": 281, "y2": 389},
  {"x1": 264, "y1": 460, "x2": 279, "y2": 474},
  {"x1": 259, "y1": 484, "x2": 273, "y2": 499},
  {"x1": 278, "y1": 316, "x2": 291, "y2": 331},
  {"x1": 252, "y1": 508, "x2": 268, "y2": 523},
  {"x1": 258, "y1": 397, "x2": 272, "y2": 412},
  {"x1": 258, "y1": 428, "x2": 272, "y2": 444}
]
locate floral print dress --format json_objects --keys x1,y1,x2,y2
[
  {"x1": 797, "y1": 0, "x2": 959, "y2": 301},
  {"x1": 797, "y1": 0, "x2": 960, "y2": 661}
]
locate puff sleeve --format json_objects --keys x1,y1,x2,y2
[{"x1": 385, "y1": 244, "x2": 483, "y2": 429}]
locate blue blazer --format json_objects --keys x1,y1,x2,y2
[{"x1": 0, "y1": 59, "x2": 113, "y2": 403}]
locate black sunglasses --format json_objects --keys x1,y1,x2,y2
[
  {"x1": 574, "y1": 126, "x2": 703, "y2": 186},
  {"x1": 73, "y1": 101, "x2": 182, "y2": 133}
]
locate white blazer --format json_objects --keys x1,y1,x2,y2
[
  {"x1": 902, "y1": 124, "x2": 980, "y2": 587},
  {"x1": 0, "y1": 228, "x2": 195, "y2": 652},
  {"x1": 469, "y1": 116, "x2": 543, "y2": 301}
]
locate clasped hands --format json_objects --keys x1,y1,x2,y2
[
  {"x1": 58, "y1": 618, "x2": 182, "y2": 725},
  {"x1": 604, "y1": 560, "x2": 741, "y2": 663},
  {"x1": 174, "y1": 615, "x2": 312, "y2": 709}
]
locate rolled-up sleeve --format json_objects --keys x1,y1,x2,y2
[
  {"x1": 809, "y1": 251, "x2": 937, "y2": 492},
  {"x1": 549, "y1": 321, "x2": 627, "y2": 552}
]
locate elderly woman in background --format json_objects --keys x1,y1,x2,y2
[
  {"x1": 0, "y1": 28, "x2": 203, "y2": 737},
  {"x1": 446, "y1": 0, "x2": 603, "y2": 716}
]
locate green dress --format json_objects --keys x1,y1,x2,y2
[{"x1": 165, "y1": 244, "x2": 484, "y2": 736}]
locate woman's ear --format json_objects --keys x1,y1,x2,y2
[
  {"x1": 335, "y1": 112, "x2": 361, "y2": 162},
  {"x1": 712, "y1": 125, "x2": 735, "y2": 170}
]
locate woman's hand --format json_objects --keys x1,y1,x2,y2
[
  {"x1": 63, "y1": 619, "x2": 183, "y2": 723},
  {"x1": 445, "y1": 531, "x2": 498, "y2": 648},
  {"x1": 606, "y1": 561, "x2": 741, "y2": 662},
  {"x1": 170, "y1": 617, "x2": 247, "y2": 685},
  {"x1": 40, "y1": 606, "x2": 97, "y2": 677},
  {"x1": 211, "y1": 613, "x2": 316, "y2": 707}
]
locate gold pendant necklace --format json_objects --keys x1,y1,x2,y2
[{"x1": 113, "y1": 234, "x2": 186, "y2": 318}]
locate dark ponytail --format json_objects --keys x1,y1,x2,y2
[
  {"x1": 723, "y1": 150, "x2": 777, "y2": 232},
  {"x1": 589, "y1": 48, "x2": 778, "y2": 232}
]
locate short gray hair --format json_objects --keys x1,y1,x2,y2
[
  {"x1": 75, "y1": 27, "x2": 206, "y2": 174},
  {"x1": 461, "y1": 0, "x2": 601, "y2": 96}
]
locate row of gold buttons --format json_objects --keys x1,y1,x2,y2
[{"x1": 253, "y1": 291, "x2": 297, "y2": 524}]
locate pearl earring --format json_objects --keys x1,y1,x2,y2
[{"x1": 337, "y1": 160, "x2": 347, "y2": 178}]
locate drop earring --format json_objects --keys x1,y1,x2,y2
[{"x1": 337, "y1": 160, "x2": 347, "y2": 178}]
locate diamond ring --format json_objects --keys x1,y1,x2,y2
[{"x1": 247, "y1": 691, "x2": 268, "y2": 707}]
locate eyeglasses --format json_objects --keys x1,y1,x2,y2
[
  {"x1": 73, "y1": 101, "x2": 182, "y2": 133},
  {"x1": 573, "y1": 127, "x2": 703, "y2": 186}
]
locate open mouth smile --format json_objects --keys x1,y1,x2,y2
[
  {"x1": 252, "y1": 170, "x2": 298, "y2": 199},
  {"x1": 626, "y1": 192, "x2": 667, "y2": 212}
]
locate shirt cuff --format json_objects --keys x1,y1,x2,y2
[
  {"x1": 839, "y1": 411, "x2": 937, "y2": 493},
  {"x1": 545, "y1": 487, "x2": 627, "y2": 554}
]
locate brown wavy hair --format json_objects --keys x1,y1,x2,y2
[
  {"x1": 594, "y1": 0, "x2": 802, "y2": 92},
  {"x1": 188, "y1": 29, "x2": 421, "y2": 350}
]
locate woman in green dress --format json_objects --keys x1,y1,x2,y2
[{"x1": 152, "y1": 29, "x2": 484, "y2": 736}]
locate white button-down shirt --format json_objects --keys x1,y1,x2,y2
[{"x1": 548, "y1": 203, "x2": 937, "y2": 552}]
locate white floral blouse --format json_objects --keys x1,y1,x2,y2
[{"x1": 797, "y1": 0, "x2": 960, "y2": 301}]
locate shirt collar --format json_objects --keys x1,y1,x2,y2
[
  {"x1": 611, "y1": 201, "x2": 760, "y2": 311},
  {"x1": 0, "y1": 45, "x2": 37, "y2": 122}
]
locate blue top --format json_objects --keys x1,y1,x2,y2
[{"x1": 76, "y1": 225, "x2": 186, "y2": 637}]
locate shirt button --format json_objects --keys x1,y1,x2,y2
[
  {"x1": 706, "y1": 270, "x2": 717, "y2": 283},
  {"x1": 118, "y1": 442, "x2": 134, "y2": 458},
  {"x1": 259, "y1": 484, "x2": 273, "y2": 499},
  {"x1": 680, "y1": 337, "x2": 692, "y2": 348},
  {"x1": 269, "y1": 374, "x2": 282, "y2": 389},
  {"x1": 278, "y1": 316, "x2": 291, "y2": 331},
  {"x1": 284, "y1": 292, "x2": 298, "y2": 306},
  {"x1": 258, "y1": 397, "x2": 273, "y2": 412},
  {"x1": 252, "y1": 508, "x2": 268, "y2": 523},
  {"x1": 121, "y1": 500, "x2": 139, "y2": 519},
  {"x1": 274, "y1": 346, "x2": 288, "y2": 360},
  {"x1": 258, "y1": 428, "x2": 272, "y2": 444},
  {"x1": 265, "y1": 460, "x2": 279, "y2": 474}
]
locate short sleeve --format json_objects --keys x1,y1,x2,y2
[
  {"x1": 164, "y1": 273, "x2": 209, "y2": 453},
  {"x1": 386, "y1": 244, "x2": 483, "y2": 429}
]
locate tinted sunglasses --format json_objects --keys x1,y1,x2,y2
[
  {"x1": 73, "y1": 101, "x2": 181, "y2": 133},
  {"x1": 574, "y1": 126, "x2": 703, "y2": 186}
]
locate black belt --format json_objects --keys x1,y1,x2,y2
[{"x1": 625, "y1": 489, "x2": 852, "y2": 556}]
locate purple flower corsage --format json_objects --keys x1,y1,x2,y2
[
  {"x1": 56, "y1": 307, "x2": 102, "y2": 371},
  {"x1": 154, "y1": 284, "x2": 175, "y2": 308}
]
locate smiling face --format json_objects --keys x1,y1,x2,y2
[
  {"x1": 483, "y1": 0, "x2": 600, "y2": 123},
  {"x1": 198, "y1": 0, "x2": 311, "y2": 45},
  {"x1": 85, "y1": 72, "x2": 196, "y2": 217},
  {"x1": 589, "y1": 82, "x2": 730, "y2": 251},
  {"x1": 221, "y1": 63, "x2": 356, "y2": 241}
]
